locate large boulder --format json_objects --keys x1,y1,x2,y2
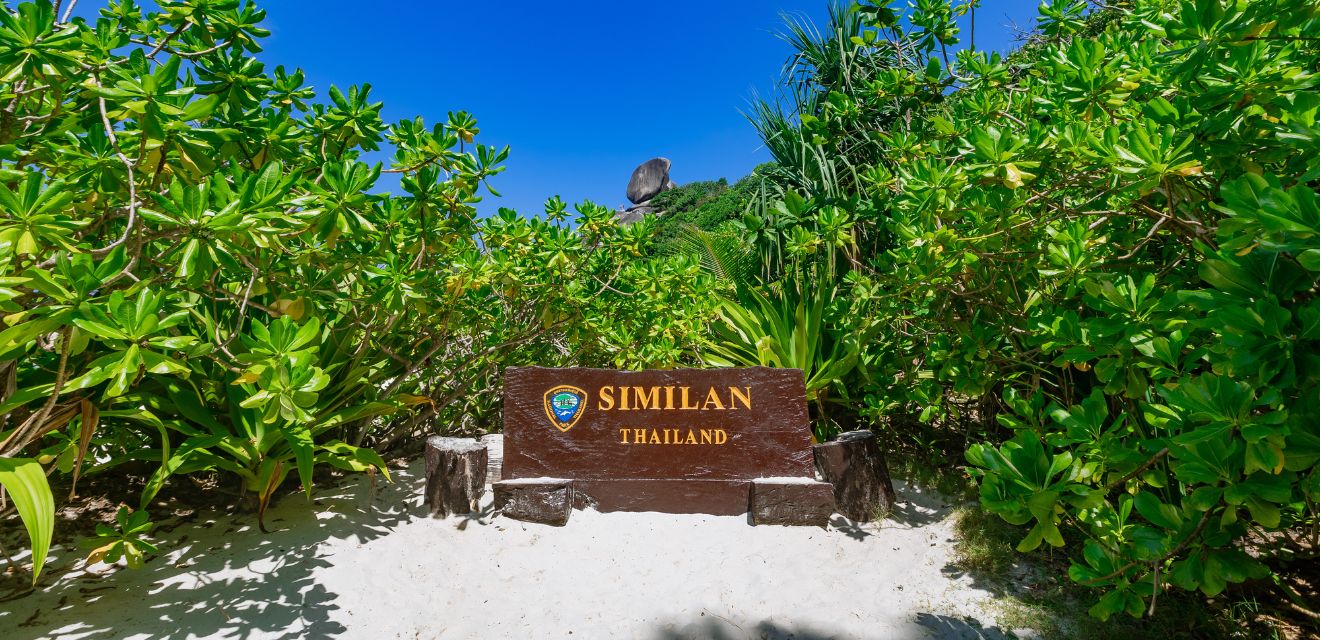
[
  {"x1": 626, "y1": 157, "x2": 673, "y2": 205},
  {"x1": 615, "y1": 199, "x2": 659, "y2": 225},
  {"x1": 615, "y1": 207, "x2": 647, "y2": 225}
]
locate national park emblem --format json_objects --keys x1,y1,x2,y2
[{"x1": 543, "y1": 385, "x2": 587, "y2": 432}]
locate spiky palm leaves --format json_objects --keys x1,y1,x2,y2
[
  {"x1": 778, "y1": 2, "x2": 870, "y2": 101},
  {"x1": 699, "y1": 277, "x2": 864, "y2": 441},
  {"x1": 749, "y1": 1, "x2": 909, "y2": 197}
]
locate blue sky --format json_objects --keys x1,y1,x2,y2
[{"x1": 77, "y1": 1, "x2": 1043, "y2": 216}]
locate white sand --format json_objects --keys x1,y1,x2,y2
[{"x1": 1, "y1": 463, "x2": 1018, "y2": 639}]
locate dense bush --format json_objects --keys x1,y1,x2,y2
[
  {"x1": 648, "y1": 164, "x2": 777, "y2": 248},
  {"x1": 0, "y1": 0, "x2": 713, "y2": 580},
  {"x1": 732, "y1": 0, "x2": 1319, "y2": 620}
]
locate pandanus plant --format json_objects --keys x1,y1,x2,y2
[{"x1": 701, "y1": 278, "x2": 863, "y2": 441}]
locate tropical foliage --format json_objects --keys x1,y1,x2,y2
[
  {"x1": 0, "y1": 0, "x2": 713, "y2": 574},
  {"x1": 648, "y1": 165, "x2": 777, "y2": 252},
  {"x1": 722, "y1": 0, "x2": 1320, "y2": 621},
  {"x1": 81, "y1": 505, "x2": 156, "y2": 569},
  {"x1": 3, "y1": 0, "x2": 1317, "y2": 626}
]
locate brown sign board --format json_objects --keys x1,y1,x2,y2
[{"x1": 502, "y1": 366, "x2": 815, "y2": 515}]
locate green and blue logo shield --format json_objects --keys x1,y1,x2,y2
[{"x1": 543, "y1": 385, "x2": 586, "y2": 432}]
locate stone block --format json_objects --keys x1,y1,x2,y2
[{"x1": 494, "y1": 478, "x2": 574, "y2": 526}]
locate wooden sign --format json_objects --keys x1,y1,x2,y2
[{"x1": 501, "y1": 366, "x2": 818, "y2": 516}]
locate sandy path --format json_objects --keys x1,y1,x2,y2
[{"x1": 1, "y1": 463, "x2": 1016, "y2": 639}]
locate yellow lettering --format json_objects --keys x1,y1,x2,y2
[
  {"x1": 633, "y1": 386, "x2": 659, "y2": 410},
  {"x1": 703, "y1": 386, "x2": 725, "y2": 410},
  {"x1": 664, "y1": 386, "x2": 675, "y2": 410},
  {"x1": 620, "y1": 386, "x2": 631, "y2": 411},
  {"x1": 729, "y1": 386, "x2": 752, "y2": 410},
  {"x1": 680, "y1": 386, "x2": 700, "y2": 410},
  {"x1": 598, "y1": 386, "x2": 615, "y2": 410},
  {"x1": 614, "y1": 424, "x2": 733, "y2": 445}
]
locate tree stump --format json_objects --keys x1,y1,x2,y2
[
  {"x1": 424, "y1": 436, "x2": 488, "y2": 515},
  {"x1": 812, "y1": 430, "x2": 896, "y2": 521}
]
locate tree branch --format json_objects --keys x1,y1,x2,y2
[
  {"x1": 1105, "y1": 448, "x2": 1169, "y2": 493},
  {"x1": 1080, "y1": 508, "x2": 1213, "y2": 585},
  {"x1": 0, "y1": 327, "x2": 72, "y2": 456}
]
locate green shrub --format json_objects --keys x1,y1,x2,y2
[
  {"x1": 649, "y1": 164, "x2": 779, "y2": 256},
  {"x1": 700, "y1": 276, "x2": 866, "y2": 441},
  {"x1": 751, "y1": 0, "x2": 1320, "y2": 620},
  {"x1": 82, "y1": 505, "x2": 156, "y2": 569},
  {"x1": 0, "y1": 0, "x2": 713, "y2": 566}
]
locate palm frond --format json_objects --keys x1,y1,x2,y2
[
  {"x1": 747, "y1": 2, "x2": 905, "y2": 197},
  {"x1": 671, "y1": 224, "x2": 757, "y2": 288}
]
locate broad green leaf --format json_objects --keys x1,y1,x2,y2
[
  {"x1": 282, "y1": 424, "x2": 315, "y2": 497},
  {"x1": 0, "y1": 458, "x2": 55, "y2": 585}
]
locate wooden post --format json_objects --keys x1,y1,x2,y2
[
  {"x1": 812, "y1": 430, "x2": 896, "y2": 521},
  {"x1": 424, "y1": 436, "x2": 488, "y2": 515}
]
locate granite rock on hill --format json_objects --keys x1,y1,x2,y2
[{"x1": 616, "y1": 157, "x2": 676, "y2": 223}]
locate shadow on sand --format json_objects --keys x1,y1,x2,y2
[
  {"x1": 886, "y1": 479, "x2": 955, "y2": 528},
  {"x1": 3, "y1": 466, "x2": 1028, "y2": 640},
  {"x1": 824, "y1": 477, "x2": 958, "y2": 542},
  {"x1": 0, "y1": 464, "x2": 426, "y2": 640},
  {"x1": 648, "y1": 613, "x2": 1017, "y2": 640}
]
